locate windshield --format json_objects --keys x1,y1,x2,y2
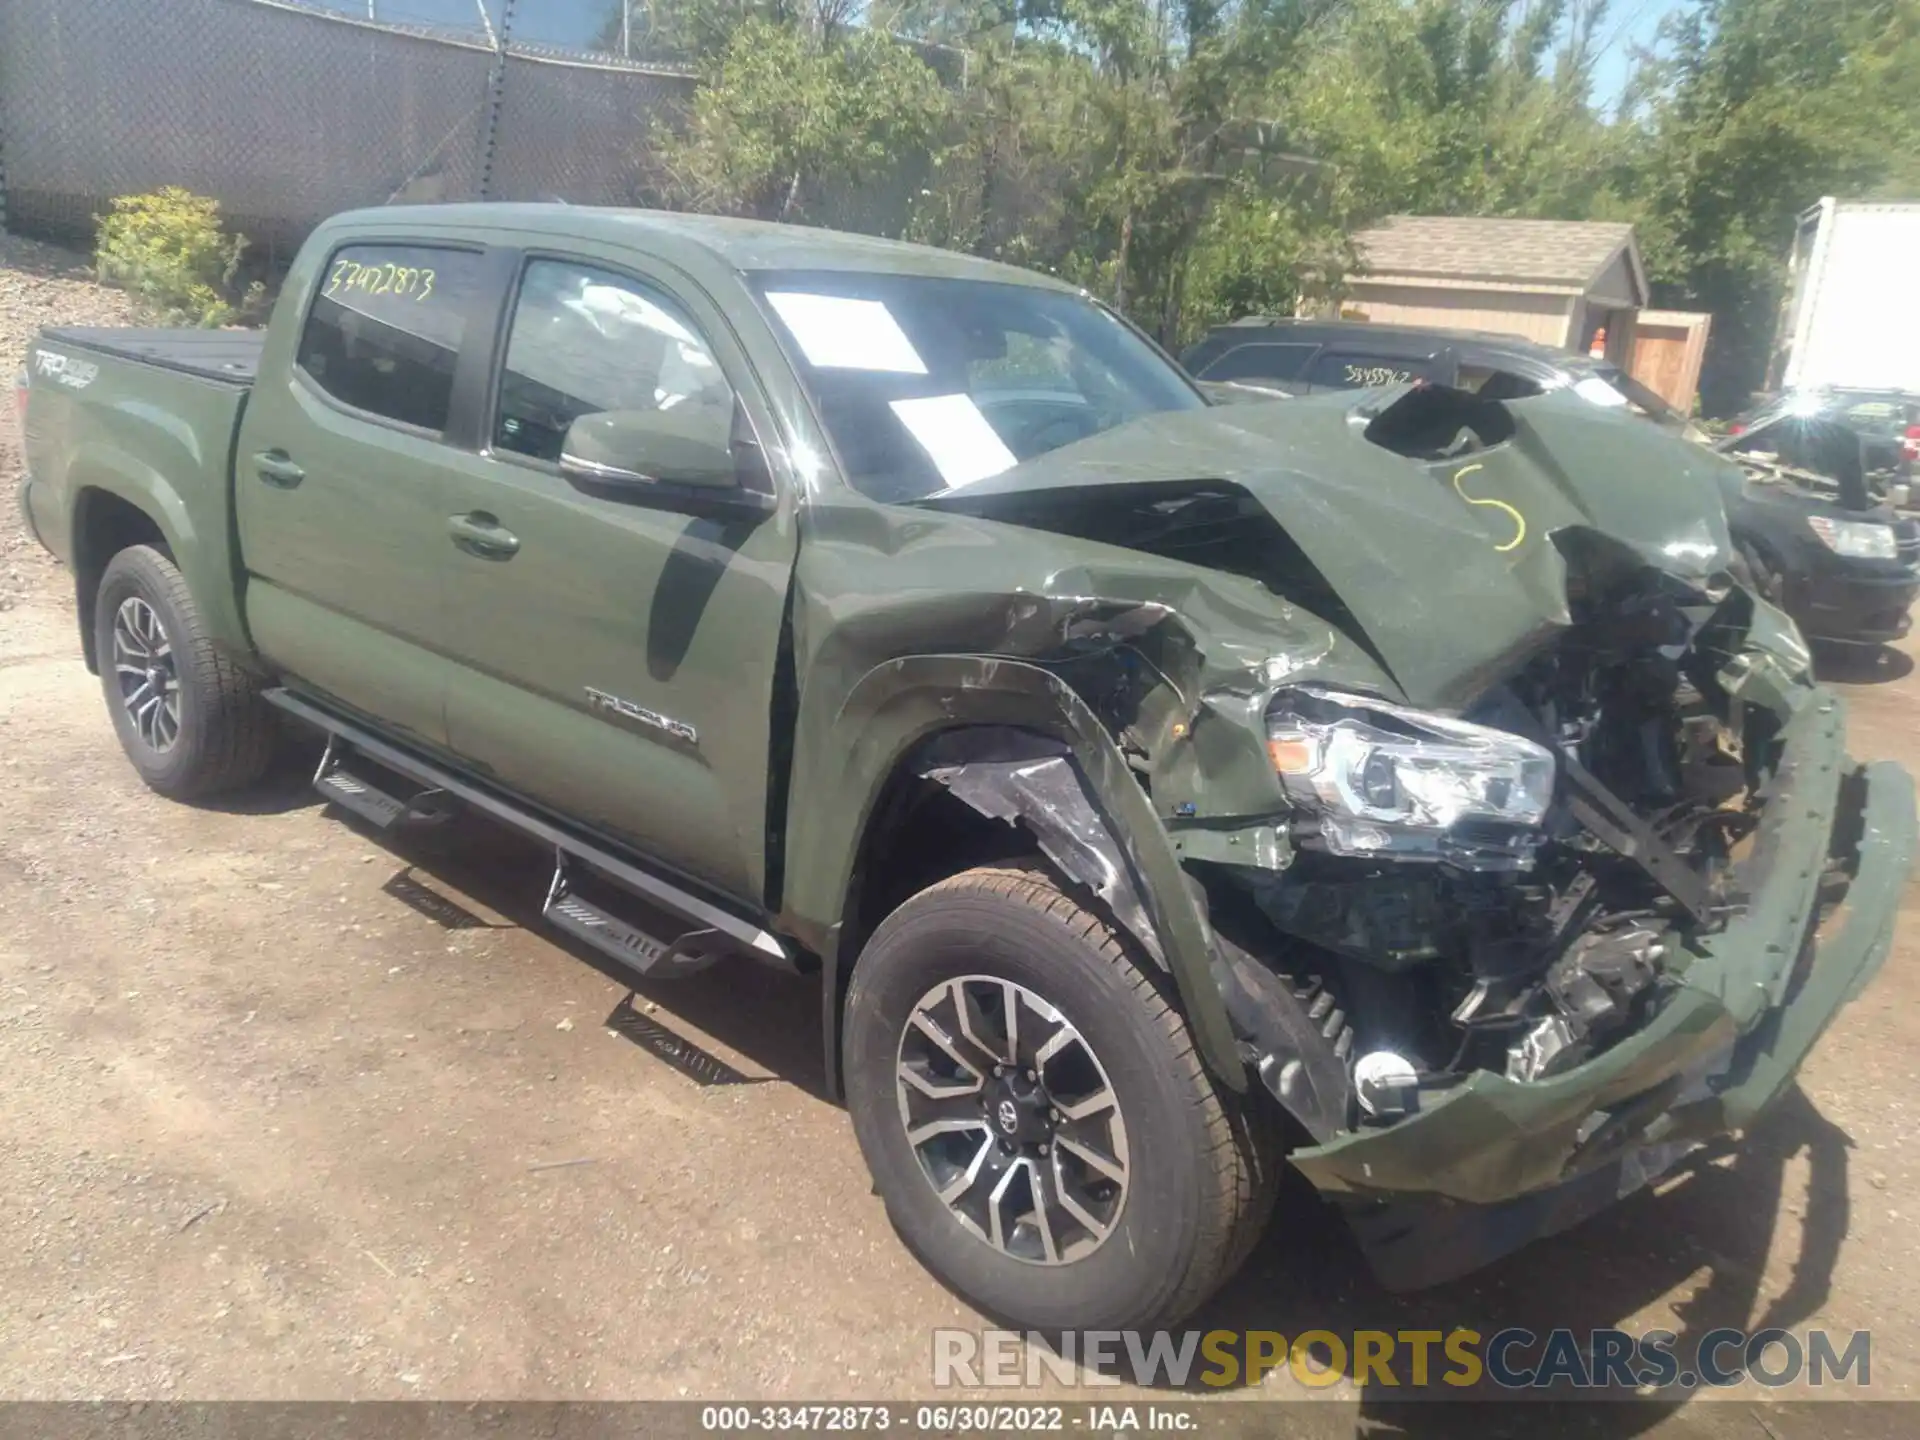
[{"x1": 753, "y1": 271, "x2": 1204, "y2": 502}]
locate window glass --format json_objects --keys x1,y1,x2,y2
[
  {"x1": 1307, "y1": 351, "x2": 1431, "y2": 390},
  {"x1": 755, "y1": 271, "x2": 1203, "y2": 502},
  {"x1": 1198, "y1": 342, "x2": 1319, "y2": 384},
  {"x1": 1458, "y1": 365, "x2": 1544, "y2": 401},
  {"x1": 494, "y1": 260, "x2": 733, "y2": 463},
  {"x1": 296, "y1": 244, "x2": 481, "y2": 432}
]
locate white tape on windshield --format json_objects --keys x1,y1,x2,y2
[
  {"x1": 766, "y1": 292, "x2": 927, "y2": 374},
  {"x1": 889, "y1": 394, "x2": 1016, "y2": 488}
]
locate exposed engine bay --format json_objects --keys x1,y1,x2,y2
[
  {"x1": 1224, "y1": 562, "x2": 1772, "y2": 1126},
  {"x1": 925, "y1": 382, "x2": 1812, "y2": 1137}
]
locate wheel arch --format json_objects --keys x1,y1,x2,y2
[
  {"x1": 70, "y1": 483, "x2": 172, "y2": 673},
  {"x1": 788, "y1": 655, "x2": 1244, "y2": 1102},
  {"x1": 65, "y1": 445, "x2": 249, "y2": 676}
]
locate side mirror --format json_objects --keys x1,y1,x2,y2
[{"x1": 559, "y1": 404, "x2": 739, "y2": 493}]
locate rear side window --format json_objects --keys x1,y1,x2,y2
[
  {"x1": 1197, "y1": 342, "x2": 1319, "y2": 384},
  {"x1": 295, "y1": 243, "x2": 482, "y2": 433},
  {"x1": 1309, "y1": 351, "x2": 1432, "y2": 389}
]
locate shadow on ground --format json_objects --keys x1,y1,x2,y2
[
  {"x1": 1814, "y1": 641, "x2": 1914, "y2": 685},
  {"x1": 305, "y1": 785, "x2": 1860, "y2": 1436},
  {"x1": 1140, "y1": 1084, "x2": 1853, "y2": 1434},
  {"x1": 333, "y1": 799, "x2": 831, "y2": 1100}
]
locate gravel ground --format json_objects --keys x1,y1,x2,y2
[{"x1": 2, "y1": 244, "x2": 1918, "y2": 1434}]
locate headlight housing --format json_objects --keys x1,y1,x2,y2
[
  {"x1": 1265, "y1": 687, "x2": 1556, "y2": 870},
  {"x1": 1806, "y1": 515, "x2": 1898, "y2": 559}
]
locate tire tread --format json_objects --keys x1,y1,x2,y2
[
  {"x1": 913, "y1": 863, "x2": 1280, "y2": 1325},
  {"x1": 97, "y1": 545, "x2": 275, "y2": 798}
]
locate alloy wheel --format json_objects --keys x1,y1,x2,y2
[
  {"x1": 111, "y1": 596, "x2": 181, "y2": 752},
  {"x1": 894, "y1": 975, "x2": 1130, "y2": 1265}
]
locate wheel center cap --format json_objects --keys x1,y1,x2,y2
[{"x1": 985, "y1": 1076, "x2": 1050, "y2": 1147}]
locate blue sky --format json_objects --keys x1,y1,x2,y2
[
  {"x1": 306, "y1": 1, "x2": 614, "y2": 49},
  {"x1": 1589, "y1": 0, "x2": 1688, "y2": 113},
  {"x1": 310, "y1": 0, "x2": 1689, "y2": 106}
]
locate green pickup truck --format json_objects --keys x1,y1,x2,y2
[{"x1": 17, "y1": 205, "x2": 1915, "y2": 1330}]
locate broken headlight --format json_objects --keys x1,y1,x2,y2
[{"x1": 1265, "y1": 687, "x2": 1556, "y2": 869}]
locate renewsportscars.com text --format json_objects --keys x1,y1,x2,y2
[{"x1": 932, "y1": 1327, "x2": 1872, "y2": 1391}]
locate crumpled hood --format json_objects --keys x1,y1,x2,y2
[{"x1": 930, "y1": 388, "x2": 1735, "y2": 710}]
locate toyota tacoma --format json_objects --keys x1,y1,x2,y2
[{"x1": 16, "y1": 205, "x2": 1915, "y2": 1329}]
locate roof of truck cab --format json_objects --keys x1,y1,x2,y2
[
  {"x1": 330, "y1": 204, "x2": 1080, "y2": 292},
  {"x1": 1212, "y1": 317, "x2": 1573, "y2": 357}
]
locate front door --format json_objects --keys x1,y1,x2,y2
[
  {"x1": 235, "y1": 239, "x2": 493, "y2": 747},
  {"x1": 437, "y1": 251, "x2": 797, "y2": 905}
]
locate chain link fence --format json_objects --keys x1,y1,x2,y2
[{"x1": 0, "y1": 0, "x2": 698, "y2": 265}]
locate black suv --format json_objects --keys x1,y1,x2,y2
[
  {"x1": 1183, "y1": 317, "x2": 1654, "y2": 405},
  {"x1": 1183, "y1": 320, "x2": 1920, "y2": 646}
]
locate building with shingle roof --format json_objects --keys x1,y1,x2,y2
[{"x1": 1341, "y1": 215, "x2": 1651, "y2": 363}]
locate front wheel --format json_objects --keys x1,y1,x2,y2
[
  {"x1": 94, "y1": 544, "x2": 278, "y2": 800},
  {"x1": 843, "y1": 865, "x2": 1279, "y2": 1331}
]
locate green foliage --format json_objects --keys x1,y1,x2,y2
[
  {"x1": 658, "y1": 20, "x2": 949, "y2": 221},
  {"x1": 94, "y1": 187, "x2": 254, "y2": 328},
  {"x1": 642, "y1": 0, "x2": 1920, "y2": 402},
  {"x1": 1618, "y1": 0, "x2": 1920, "y2": 411}
]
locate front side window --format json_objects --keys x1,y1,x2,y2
[
  {"x1": 296, "y1": 243, "x2": 482, "y2": 433},
  {"x1": 754, "y1": 271, "x2": 1204, "y2": 502},
  {"x1": 493, "y1": 259, "x2": 733, "y2": 463},
  {"x1": 1198, "y1": 342, "x2": 1319, "y2": 385}
]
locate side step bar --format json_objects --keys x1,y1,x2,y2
[
  {"x1": 543, "y1": 852, "x2": 725, "y2": 979},
  {"x1": 268, "y1": 688, "x2": 792, "y2": 976}
]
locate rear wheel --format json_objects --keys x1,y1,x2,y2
[
  {"x1": 94, "y1": 545, "x2": 277, "y2": 800},
  {"x1": 843, "y1": 864, "x2": 1280, "y2": 1330}
]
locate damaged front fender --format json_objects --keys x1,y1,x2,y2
[
  {"x1": 915, "y1": 730, "x2": 1163, "y2": 966},
  {"x1": 786, "y1": 651, "x2": 1245, "y2": 1090}
]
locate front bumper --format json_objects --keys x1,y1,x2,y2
[
  {"x1": 1795, "y1": 565, "x2": 1918, "y2": 643},
  {"x1": 1287, "y1": 693, "x2": 1916, "y2": 1290}
]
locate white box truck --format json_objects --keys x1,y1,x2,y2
[
  {"x1": 1778, "y1": 199, "x2": 1920, "y2": 395},
  {"x1": 1768, "y1": 199, "x2": 1920, "y2": 490}
]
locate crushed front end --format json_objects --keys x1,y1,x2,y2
[
  {"x1": 915, "y1": 388, "x2": 1916, "y2": 1288},
  {"x1": 1194, "y1": 563, "x2": 1915, "y2": 1288}
]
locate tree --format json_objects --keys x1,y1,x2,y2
[
  {"x1": 638, "y1": 0, "x2": 1919, "y2": 392},
  {"x1": 658, "y1": 19, "x2": 950, "y2": 221},
  {"x1": 1619, "y1": 0, "x2": 1920, "y2": 411}
]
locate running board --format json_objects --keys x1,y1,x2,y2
[
  {"x1": 312, "y1": 734, "x2": 447, "y2": 830},
  {"x1": 267, "y1": 688, "x2": 793, "y2": 972},
  {"x1": 543, "y1": 852, "x2": 724, "y2": 979}
]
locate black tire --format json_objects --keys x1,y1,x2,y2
[
  {"x1": 94, "y1": 544, "x2": 277, "y2": 800},
  {"x1": 843, "y1": 864, "x2": 1281, "y2": 1331}
]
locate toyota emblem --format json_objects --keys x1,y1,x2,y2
[{"x1": 996, "y1": 1099, "x2": 1020, "y2": 1133}]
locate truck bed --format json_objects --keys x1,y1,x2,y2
[{"x1": 45, "y1": 326, "x2": 262, "y2": 386}]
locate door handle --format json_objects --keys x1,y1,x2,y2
[
  {"x1": 447, "y1": 511, "x2": 521, "y2": 559},
  {"x1": 253, "y1": 450, "x2": 305, "y2": 488}
]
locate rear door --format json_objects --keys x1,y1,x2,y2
[
  {"x1": 235, "y1": 237, "x2": 499, "y2": 748},
  {"x1": 436, "y1": 246, "x2": 798, "y2": 905}
]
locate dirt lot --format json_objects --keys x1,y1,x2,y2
[{"x1": 2, "y1": 245, "x2": 1918, "y2": 1432}]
